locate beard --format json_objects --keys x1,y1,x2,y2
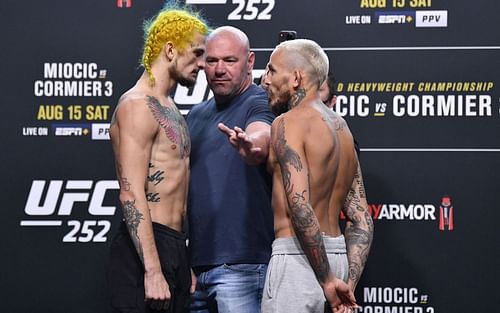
[
  {"x1": 177, "y1": 75, "x2": 198, "y2": 88},
  {"x1": 268, "y1": 89, "x2": 291, "y2": 116},
  {"x1": 177, "y1": 74, "x2": 196, "y2": 88},
  {"x1": 171, "y1": 61, "x2": 197, "y2": 88},
  {"x1": 270, "y1": 100, "x2": 290, "y2": 116}
]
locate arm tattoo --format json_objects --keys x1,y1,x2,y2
[
  {"x1": 146, "y1": 96, "x2": 191, "y2": 158},
  {"x1": 116, "y1": 164, "x2": 131, "y2": 191},
  {"x1": 289, "y1": 194, "x2": 331, "y2": 282},
  {"x1": 274, "y1": 117, "x2": 331, "y2": 283},
  {"x1": 119, "y1": 178, "x2": 131, "y2": 191},
  {"x1": 274, "y1": 119, "x2": 302, "y2": 195},
  {"x1": 344, "y1": 169, "x2": 365, "y2": 212},
  {"x1": 122, "y1": 199, "x2": 145, "y2": 262},
  {"x1": 343, "y1": 165, "x2": 374, "y2": 288}
]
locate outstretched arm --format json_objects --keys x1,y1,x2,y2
[
  {"x1": 113, "y1": 98, "x2": 170, "y2": 310},
  {"x1": 271, "y1": 116, "x2": 356, "y2": 312},
  {"x1": 342, "y1": 163, "x2": 374, "y2": 292},
  {"x1": 218, "y1": 121, "x2": 270, "y2": 165}
]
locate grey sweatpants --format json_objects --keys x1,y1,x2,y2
[{"x1": 261, "y1": 235, "x2": 348, "y2": 313}]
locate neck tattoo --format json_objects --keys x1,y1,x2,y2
[{"x1": 290, "y1": 88, "x2": 306, "y2": 109}]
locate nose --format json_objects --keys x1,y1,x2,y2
[
  {"x1": 214, "y1": 60, "x2": 226, "y2": 75},
  {"x1": 197, "y1": 58, "x2": 205, "y2": 69},
  {"x1": 263, "y1": 72, "x2": 271, "y2": 86},
  {"x1": 259, "y1": 73, "x2": 267, "y2": 85}
]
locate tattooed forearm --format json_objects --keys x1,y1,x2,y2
[
  {"x1": 289, "y1": 194, "x2": 331, "y2": 283},
  {"x1": 119, "y1": 178, "x2": 131, "y2": 191},
  {"x1": 356, "y1": 171, "x2": 366, "y2": 199},
  {"x1": 345, "y1": 225, "x2": 372, "y2": 283},
  {"x1": 343, "y1": 165, "x2": 374, "y2": 289},
  {"x1": 292, "y1": 190, "x2": 307, "y2": 206},
  {"x1": 116, "y1": 164, "x2": 131, "y2": 191},
  {"x1": 122, "y1": 199, "x2": 145, "y2": 262},
  {"x1": 344, "y1": 173, "x2": 364, "y2": 212}
]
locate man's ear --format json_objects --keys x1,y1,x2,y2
[
  {"x1": 331, "y1": 95, "x2": 337, "y2": 108},
  {"x1": 292, "y1": 70, "x2": 302, "y2": 88},
  {"x1": 164, "y1": 42, "x2": 175, "y2": 62},
  {"x1": 247, "y1": 51, "x2": 255, "y2": 74}
]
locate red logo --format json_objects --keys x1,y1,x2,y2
[
  {"x1": 438, "y1": 196, "x2": 454, "y2": 231},
  {"x1": 117, "y1": 0, "x2": 132, "y2": 8}
]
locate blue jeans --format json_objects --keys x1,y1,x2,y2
[{"x1": 190, "y1": 263, "x2": 267, "y2": 313}]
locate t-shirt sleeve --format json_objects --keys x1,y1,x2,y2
[
  {"x1": 245, "y1": 88, "x2": 276, "y2": 128},
  {"x1": 185, "y1": 103, "x2": 198, "y2": 121}
]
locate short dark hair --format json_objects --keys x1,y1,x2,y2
[{"x1": 324, "y1": 73, "x2": 337, "y2": 102}]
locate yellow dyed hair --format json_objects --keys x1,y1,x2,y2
[{"x1": 141, "y1": 3, "x2": 209, "y2": 85}]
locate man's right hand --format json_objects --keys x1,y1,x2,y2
[
  {"x1": 144, "y1": 269, "x2": 171, "y2": 310},
  {"x1": 323, "y1": 278, "x2": 357, "y2": 313},
  {"x1": 190, "y1": 269, "x2": 197, "y2": 294}
]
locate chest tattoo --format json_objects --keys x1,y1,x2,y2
[{"x1": 146, "y1": 96, "x2": 191, "y2": 158}]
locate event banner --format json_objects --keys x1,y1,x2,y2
[{"x1": 1, "y1": 1, "x2": 498, "y2": 312}]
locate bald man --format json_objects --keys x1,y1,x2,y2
[
  {"x1": 187, "y1": 26, "x2": 275, "y2": 313},
  {"x1": 262, "y1": 39, "x2": 373, "y2": 313}
]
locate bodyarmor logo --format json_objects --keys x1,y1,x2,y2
[
  {"x1": 116, "y1": 0, "x2": 132, "y2": 8},
  {"x1": 438, "y1": 196, "x2": 454, "y2": 231}
]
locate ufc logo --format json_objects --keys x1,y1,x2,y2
[
  {"x1": 24, "y1": 180, "x2": 119, "y2": 216},
  {"x1": 173, "y1": 69, "x2": 265, "y2": 105}
]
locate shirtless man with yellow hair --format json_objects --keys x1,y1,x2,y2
[{"x1": 107, "y1": 5, "x2": 209, "y2": 313}]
